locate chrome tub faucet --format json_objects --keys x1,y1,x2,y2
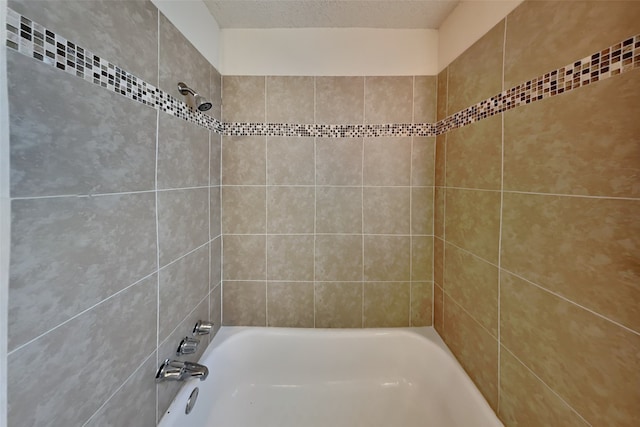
[{"x1": 155, "y1": 359, "x2": 209, "y2": 382}]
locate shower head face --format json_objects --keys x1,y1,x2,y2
[{"x1": 195, "y1": 94, "x2": 213, "y2": 112}]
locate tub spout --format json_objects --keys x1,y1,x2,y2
[{"x1": 155, "y1": 359, "x2": 209, "y2": 382}]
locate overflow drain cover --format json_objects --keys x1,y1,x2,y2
[{"x1": 186, "y1": 387, "x2": 199, "y2": 415}]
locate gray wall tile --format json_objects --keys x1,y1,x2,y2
[
  {"x1": 8, "y1": 0, "x2": 158, "y2": 84},
  {"x1": 8, "y1": 275, "x2": 157, "y2": 427},
  {"x1": 8, "y1": 51, "x2": 156, "y2": 198},
  {"x1": 159, "y1": 245, "x2": 210, "y2": 342},
  {"x1": 157, "y1": 113, "x2": 210, "y2": 189},
  {"x1": 159, "y1": 13, "x2": 211, "y2": 102},
  {"x1": 9, "y1": 193, "x2": 157, "y2": 351},
  {"x1": 158, "y1": 188, "x2": 209, "y2": 266},
  {"x1": 84, "y1": 353, "x2": 157, "y2": 427}
]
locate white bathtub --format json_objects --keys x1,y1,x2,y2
[{"x1": 158, "y1": 327, "x2": 503, "y2": 427}]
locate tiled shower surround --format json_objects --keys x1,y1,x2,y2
[
  {"x1": 6, "y1": 0, "x2": 222, "y2": 425},
  {"x1": 4, "y1": 1, "x2": 640, "y2": 427}
]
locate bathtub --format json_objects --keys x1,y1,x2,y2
[{"x1": 158, "y1": 327, "x2": 503, "y2": 427}]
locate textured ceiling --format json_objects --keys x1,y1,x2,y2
[{"x1": 204, "y1": 1, "x2": 461, "y2": 29}]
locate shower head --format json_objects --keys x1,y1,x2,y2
[{"x1": 177, "y1": 82, "x2": 212, "y2": 112}]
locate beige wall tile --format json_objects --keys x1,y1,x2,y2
[
  {"x1": 316, "y1": 77, "x2": 364, "y2": 124},
  {"x1": 435, "y1": 134, "x2": 446, "y2": 187},
  {"x1": 363, "y1": 187, "x2": 410, "y2": 234},
  {"x1": 267, "y1": 282, "x2": 314, "y2": 327},
  {"x1": 267, "y1": 186, "x2": 314, "y2": 233},
  {"x1": 315, "y1": 235, "x2": 363, "y2": 281},
  {"x1": 436, "y1": 68, "x2": 448, "y2": 121},
  {"x1": 411, "y1": 187, "x2": 434, "y2": 235},
  {"x1": 267, "y1": 235, "x2": 314, "y2": 281},
  {"x1": 500, "y1": 271, "x2": 640, "y2": 426},
  {"x1": 411, "y1": 137, "x2": 435, "y2": 186},
  {"x1": 442, "y1": 295, "x2": 498, "y2": 410},
  {"x1": 434, "y1": 237, "x2": 444, "y2": 286},
  {"x1": 222, "y1": 76, "x2": 265, "y2": 122},
  {"x1": 447, "y1": 20, "x2": 505, "y2": 115},
  {"x1": 445, "y1": 188, "x2": 501, "y2": 264},
  {"x1": 501, "y1": 193, "x2": 640, "y2": 332},
  {"x1": 316, "y1": 138, "x2": 363, "y2": 186},
  {"x1": 444, "y1": 243, "x2": 498, "y2": 335},
  {"x1": 364, "y1": 236, "x2": 410, "y2": 281},
  {"x1": 411, "y1": 282, "x2": 433, "y2": 326},
  {"x1": 364, "y1": 282, "x2": 410, "y2": 327},
  {"x1": 222, "y1": 186, "x2": 265, "y2": 234},
  {"x1": 499, "y1": 349, "x2": 589, "y2": 427},
  {"x1": 222, "y1": 235, "x2": 266, "y2": 280},
  {"x1": 504, "y1": 1, "x2": 640, "y2": 88},
  {"x1": 434, "y1": 186, "x2": 444, "y2": 238},
  {"x1": 266, "y1": 76, "x2": 314, "y2": 123},
  {"x1": 222, "y1": 281, "x2": 266, "y2": 326},
  {"x1": 411, "y1": 236, "x2": 433, "y2": 281},
  {"x1": 434, "y1": 283, "x2": 444, "y2": 334},
  {"x1": 316, "y1": 186, "x2": 362, "y2": 233},
  {"x1": 267, "y1": 137, "x2": 315, "y2": 185},
  {"x1": 315, "y1": 282, "x2": 363, "y2": 328},
  {"x1": 446, "y1": 115, "x2": 502, "y2": 191},
  {"x1": 363, "y1": 137, "x2": 411, "y2": 186},
  {"x1": 365, "y1": 76, "x2": 413, "y2": 124},
  {"x1": 413, "y1": 76, "x2": 437, "y2": 123},
  {"x1": 504, "y1": 69, "x2": 640, "y2": 198},
  {"x1": 222, "y1": 136, "x2": 266, "y2": 185}
]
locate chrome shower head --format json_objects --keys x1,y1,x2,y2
[{"x1": 177, "y1": 82, "x2": 212, "y2": 112}]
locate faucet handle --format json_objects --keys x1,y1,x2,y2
[
  {"x1": 177, "y1": 336, "x2": 200, "y2": 355},
  {"x1": 155, "y1": 359, "x2": 183, "y2": 382},
  {"x1": 193, "y1": 320, "x2": 213, "y2": 336}
]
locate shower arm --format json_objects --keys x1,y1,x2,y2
[{"x1": 177, "y1": 82, "x2": 196, "y2": 96}]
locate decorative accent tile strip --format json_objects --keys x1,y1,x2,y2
[
  {"x1": 221, "y1": 122, "x2": 437, "y2": 138},
  {"x1": 5, "y1": 8, "x2": 225, "y2": 133},
  {"x1": 436, "y1": 34, "x2": 640, "y2": 134},
  {"x1": 5, "y1": 8, "x2": 639, "y2": 138}
]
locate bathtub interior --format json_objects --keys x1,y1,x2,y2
[{"x1": 159, "y1": 327, "x2": 503, "y2": 427}]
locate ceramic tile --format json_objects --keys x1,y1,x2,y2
[
  {"x1": 8, "y1": 275, "x2": 157, "y2": 427},
  {"x1": 267, "y1": 137, "x2": 314, "y2": 185},
  {"x1": 8, "y1": 51, "x2": 156, "y2": 197},
  {"x1": 411, "y1": 282, "x2": 433, "y2": 327},
  {"x1": 315, "y1": 235, "x2": 363, "y2": 281},
  {"x1": 365, "y1": 76, "x2": 413, "y2": 124},
  {"x1": 411, "y1": 187, "x2": 434, "y2": 235},
  {"x1": 363, "y1": 282, "x2": 410, "y2": 327},
  {"x1": 267, "y1": 186, "x2": 315, "y2": 234},
  {"x1": 221, "y1": 136, "x2": 266, "y2": 185},
  {"x1": 9, "y1": 194, "x2": 156, "y2": 351},
  {"x1": 500, "y1": 271, "x2": 640, "y2": 426},
  {"x1": 222, "y1": 281, "x2": 266, "y2": 326},
  {"x1": 267, "y1": 235, "x2": 314, "y2": 281},
  {"x1": 411, "y1": 137, "x2": 435, "y2": 186},
  {"x1": 363, "y1": 187, "x2": 410, "y2": 234},
  {"x1": 222, "y1": 235, "x2": 266, "y2": 280},
  {"x1": 266, "y1": 76, "x2": 314, "y2": 123},
  {"x1": 363, "y1": 137, "x2": 411, "y2": 186},
  {"x1": 411, "y1": 236, "x2": 433, "y2": 281},
  {"x1": 315, "y1": 282, "x2": 363, "y2": 328},
  {"x1": 413, "y1": 75, "x2": 437, "y2": 123},
  {"x1": 222, "y1": 186, "x2": 266, "y2": 234},
  {"x1": 315, "y1": 76, "x2": 364, "y2": 124},
  {"x1": 267, "y1": 282, "x2": 314, "y2": 327},
  {"x1": 157, "y1": 188, "x2": 209, "y2": 266},
  {"x1": 364, "y1": 236, "x2": 410, "y2": 281},
  {"x1": 315, "y1": 137, "x2": 363, "y2": 186},
  {"x1": 316, "y1": 186, "x2": 362, "y2": 233},
  {"x1": 501, "y1": 193, "x2": 640, "y2": 333},
  {"x1": 222, "y1": 76, "x2": 265, "y2": 122},
  {"x1": 445, "y1": 188, "x2": 501, "y2": 264}
]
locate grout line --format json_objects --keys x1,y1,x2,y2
[
  {"x1": 264, "y1": 78, "x2": 269, "y2": 327},
  {"x1": 82, "y1": 349, "x2": 157, "y2": 427},
  {"x1": 442, "y1": 66, "x2": 449, "y2": 335},
  {"x1": 500, "y1": 345, "x2": 594, "y2": 427},
  {"x1": 10, "y1": 185, "x2": 225, "y2": 202},
  {"x1": 313, "y1": 77, "x2": 317, "y2": 329},
  {"x1": 503, "y1": 268, "x2": 640, "y2": 337},
  {"x1": 8, "y1": 269, "x2": 157, "y2": 357},
  {"x1": 497, "y1": 17, "x2": 508, "y2": 414},
  {"x1": 158, "y1": 240, "x2": 210, "y2": 272},
  {"x1": 445, "y1": 288, "x2": 497, "y2": 340},
  {"x1": 222, "y1": 279, "x2": 433, "y2": 283},
  {"x1": 361, "y1": 83, "x2": 366, "y2": 327},
  {"x1": 409, "y1": 76, "x2": 415, "y2": 326}
]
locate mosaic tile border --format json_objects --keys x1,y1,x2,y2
[
  {"x1": 437, "y1": 34, "x2": 640, "y2": 134},
  {"x1": 5, "y1": 8, "x2": 640, "y2": 139},
  {"x1": 4, "y1": 8, "x2": 225, "y2": 133}
]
